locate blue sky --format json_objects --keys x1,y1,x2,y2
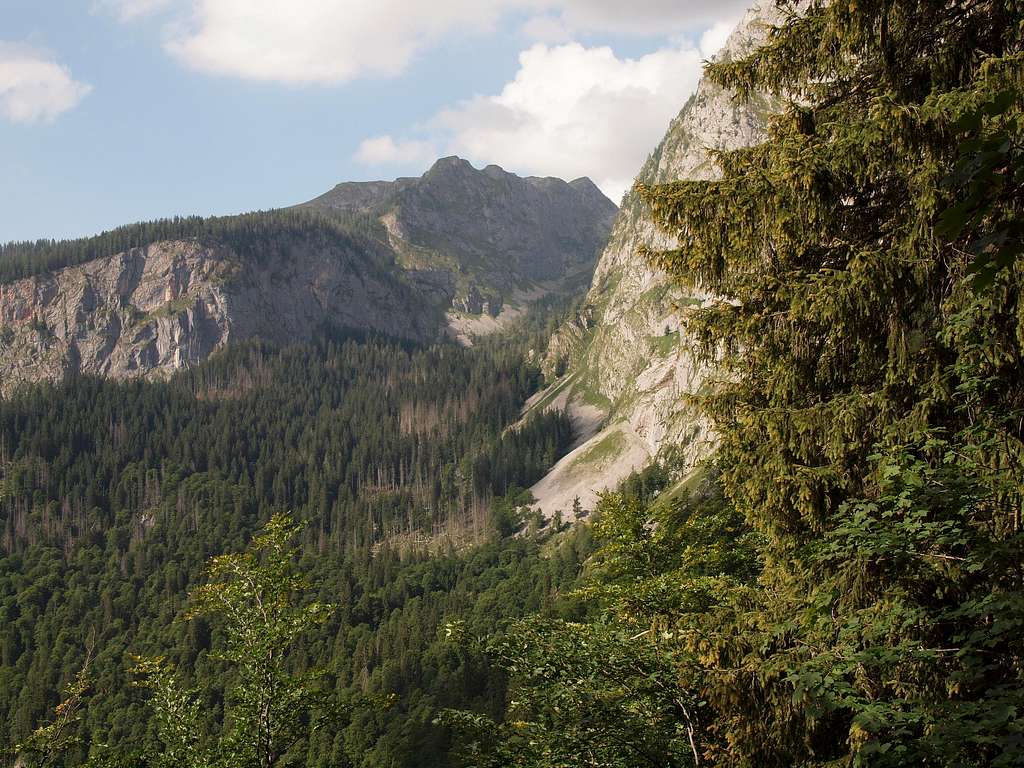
[{"x1": 1, "y1": 0, "x2": 750, "y2": 243}]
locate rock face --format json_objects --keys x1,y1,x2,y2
[
  {"x1": 0, "y1": 236, "x2": 433, "y2": 394},
  {"x1": 528, "y1": 0, "x2": 789, "y2": 518},
  {"x1": 0, "y1": 159, "x2": 615, "y2": 393},
  {"x1": 303, "y1": 157, "x2": 618, "y2": 315}
]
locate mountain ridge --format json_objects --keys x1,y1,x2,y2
[
  {"x1": 302, "y1": 156, "x2": 616, "y2": 294},
  {"x1": 0, "y1": 160, "x2": 615, "y2": 394}
]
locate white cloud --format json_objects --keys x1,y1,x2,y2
[
  {"x1": 699, "y1": 18, "x2": 738, "y2": 59},
  {"x1": 442, "y1": 42, "x2": 704, "y2": 202},
  {"x1": 552, "y1": 0, "x2": 751, "y2": 36},
  {"x1": 92, "y1": 0, "x2": 747, "y2": 201},
  {"x1": 165, "y1": 0, "x2": 520, "y2": 84},
  {"x1": 354, "y1": 135, "x2": 438, "y2": 166},
  {"x1": 139, "y1": 0, "x2": 751, "y2": 85},
  {"x1": 0, "y1": 43, "x2": 92, "y2": 124},
  {"x1": 358, "y1": 40, "x2": 706, "y2": 204},
  {"x1": 519, "y1": 14, "x2": 573, "y2": 43}
]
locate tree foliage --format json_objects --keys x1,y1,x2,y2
[
  {"x1": 0, "y1": 328, "x2": 584, "y2": 768},
  {"x1": 0, "y1": 210, "x2": 385, "y2": 285},
  {"x1": 633, "y1": 0, "x2": 1024, "y2": 764},
  {"x1": 8, "y1": 2, "x2": 1024, "y2": 766},
  {"x1": 445, "y1": 475, "x2": 762, "y2": 767},
  {"x1": 11, "y1": 657, "x2": 92, "y2": 768},
  {"x1": 448, "y1": 1, "x2": 1024, "y2": 766},
  {"x1": 126, "y1": 514, "x2": 338, "y2": 768}
]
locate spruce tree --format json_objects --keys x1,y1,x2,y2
[{"x1": 641, "y1": 0, "x2": 1023, "y2": 764}]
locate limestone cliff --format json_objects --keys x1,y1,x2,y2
[
  {"x1": 0, "y1": 234, "x2": 432, "y2": 394},
  {"x1": 528, "y1": 0, "x2": 790, "y2": 518}
]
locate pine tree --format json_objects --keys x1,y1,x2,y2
[{"x1": 640, "y1": 0, "x2": 1024, "y2": 764}]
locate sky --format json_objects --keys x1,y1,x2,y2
[{"x1": 0, "y1": 0, "x2": 751, "y2": 242}]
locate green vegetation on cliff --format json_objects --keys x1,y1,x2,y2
[
  {"x1": 0, "y1": 209, "x2": 387, "y2": 285},
  {"x1": 7, "y1": 1, "x2": 1024, "y2": 767}
]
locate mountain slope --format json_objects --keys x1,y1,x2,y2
[
  {"x1": 527, "y1": 0, "x2": 789, "y2": 518},
  {"x1": 304, "y1": 156, "x2": 617, "y2": 338},
  {"x1": 0, "y1": 160, "x2": 615, "y2": 393},
  {"x1": 0, "y1": 215, "x2": 433, "y2": 394},
  {"x1": 304, "y1": 157, "x2": 615, "y2": 292}
]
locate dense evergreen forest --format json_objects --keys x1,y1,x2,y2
[
  {"x1": 0, "y1": 209, "x2": 386, "y2": 285},
  {"x1": 5, "y1": 0, "x2": 1024, "y2": 767},
  {"x1": 0, "y1": 333, "x2": 571, "y2": 555},
  {"x1": 0, "y1": 316, "x2": 583, "y2": 766}
]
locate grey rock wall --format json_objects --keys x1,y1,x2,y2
[
  {"x1": 529, "y1": 0, "x2": 792, "y2": 517},
  {"x1": 0, "y1": 236, "x2": 433, "y2": 394}
]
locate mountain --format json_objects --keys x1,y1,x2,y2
[
  {"x1": 526, "y1": 0, "x2": 789, "y2": 517},
  {"x1": 304, "y1": 157, "x2": 614, "y2": 291},
  {"x1": 0, "y1": 159, "x2": 615, "y2": 393},
  {"x1": 302, "y1": 156, "x2": 617, "y2": 341}
]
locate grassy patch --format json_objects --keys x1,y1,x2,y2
[
  {"x1": 573, "y1": 428, "x2": 626, "y2": 469},
  {"x1": 671, "y1": 296, "x2": 703, "y2": 309},
  {"x1": 528, "y1": 372, "x2": 577, "y2": 414},
  {"x1": 648, "y1": 330, "x2": 679, "y2": 357},
  {"x1": 136, "y1": 295, "x2": 198, "y2": 326},
  {"x1": 649, "y1": 466, "x2": 707, "y2": 513},
  {"x1": 578, "y1": 381, "x2": 613, "y2": 411},
  {"x1": 571, "y1": 359, "x2": 613, "y2": 412}
]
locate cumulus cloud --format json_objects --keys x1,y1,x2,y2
[
  {"x1": 98, "y1": 1, "x2": 745, "y2": 197},
  {"x1": 699, "y1": 19, "x2": 739, "y2": 59},
  {"x1": 358, "y1": 40, "x2": 708, "y2": 204},
  {"x1": 553, "y1": 0, "x2": 750, "y2": 36},
  {"x1": 164, "y1": 0, "x2": 521, "y2": 84},
  {"x1": 135, "y1": 0, "x2": 750, "y2": 85},
  {"x1": 0, "y1": 43, "x2": 92, "y2": 124}
]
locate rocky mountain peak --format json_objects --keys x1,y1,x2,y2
[
  {"x1": 303, "y1": 157, "x2": 617, "y2": 295},
  {"x1": 568, "y1": 177, "x2": 606, "y2": 196},
  {"x1": 423, "y1": 155, "x2": 477, "y2": 178}
]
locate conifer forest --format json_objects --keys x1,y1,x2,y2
[{"x1": 1, "y1": 0, "x2": 1023, "y2": 766}]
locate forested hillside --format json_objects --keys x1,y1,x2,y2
[
  {"x1": 0, "y1": 310, "x2": 587, "y2": 766},
  {"x1": 0, "y1": 332, "x2": 571, "y2": 554},
  {"x1": 0, "y1": 210, "x2": 380, "y2": 285},
  {"x1": 4, "y1": 0, "x2": 1024, "y2": 767}
]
